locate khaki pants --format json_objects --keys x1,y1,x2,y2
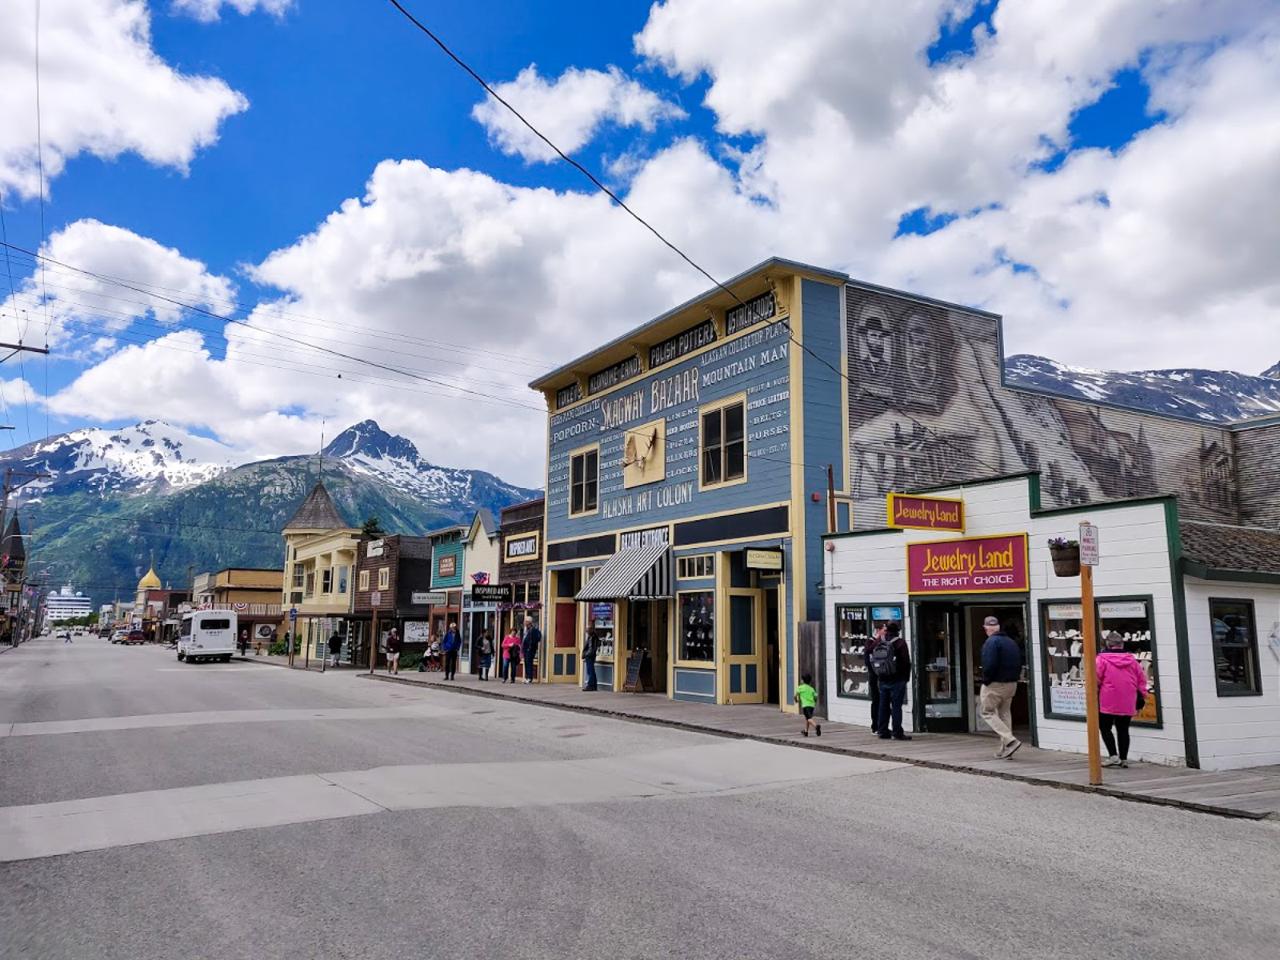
[{"x1": 980, "y1": 681, "x2": 1018, "y2": 747}]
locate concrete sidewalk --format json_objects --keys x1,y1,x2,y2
[{"x1": 347, "y1": 667, "x2": 1280, "y2": 820}]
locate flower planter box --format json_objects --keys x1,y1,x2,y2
[{"x1": 1050, "y1": 543, "x2": 1081, "y2": 577}]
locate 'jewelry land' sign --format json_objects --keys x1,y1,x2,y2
[
  {"x1": 907, "y1": 533, "x2": 1028, "y2": 595},
  {"x1": 887, "y1": 493, "x2": 965, "y2": 532}
]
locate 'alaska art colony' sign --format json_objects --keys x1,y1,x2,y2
[
  {"x1": 907, "y1": 533, "x2": 1029, "y2": 595},
  {"x1": 887, "y1": 493, "x2": 964, "y2": 532}
]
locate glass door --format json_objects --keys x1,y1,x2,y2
[
  {"x1": 915, "y1": 602, "x2": 964, "y2": 731},
  {"x1": 725, "y1": 592, "x2": 763, "y2": 704}
]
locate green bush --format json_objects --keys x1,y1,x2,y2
[
  {"x1": 268, "y1": 639, "x2": 291, "y2": 656},
  {"x1": 399, "y1": 651, "x2": 424, "y2": 670}
]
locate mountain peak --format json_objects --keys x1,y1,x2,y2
[
  {"x1": 323, "y1": 420, "x2": 422, "y2": 464},
  {"x1": 1263, "y1": 361, "x2": 1280, "y2": 381}
]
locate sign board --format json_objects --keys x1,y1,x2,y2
[
  {"x1": 907, "y1": 533, "x2": 1029, "y2": 595},
  {"x1": 404, "y1": 621, "x2": 431, "y2": 644},
  {"x1": 470, "y1": 584, "x2": 512, "y2": 604},
  {"x1": 436, "y1": 554, "x2": 457, "y2": 578},
  {"x1": 1079, "y1": 522, "x2": 1100, "y2": 566},
  {"x1": 288, "y1": 607, "x2": 298, "y2": 622},
  {"x1": 886, "y1": 493, "x2": 965, "y2": 532},
  {"x1": 623, "y1": 649, "x2": 647, "y2": 692},
  {"x1": 366, "y1": 539, "x2": 385, "y2": 558},
  {"x1": 370, "y1": 591, "x2": 382, "y2": 606},
  {"x1": 745, "y1": 548, "x2": 784, "y2": 571},
  {"x1": 504, "y1": 533, "x2": 541, "y2": 562},
  {"x1": 619, "y1": 526, "x2": 670, "y2": 551},
  {"x1": 725, "y1": 290, "x2": 776, "y2": 335},
  {"x1": 411, "y1": 591, "x2": 447, "y2": 605}
]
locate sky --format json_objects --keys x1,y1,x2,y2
[{"x1": 0, "y1": 0, "x2": 1277, "y2": 489}]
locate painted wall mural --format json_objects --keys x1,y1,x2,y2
[{"x1": 845, "y1": 286, "x2": 1243, "y2": 525}]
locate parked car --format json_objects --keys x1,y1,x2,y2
[
  {"x1": 110, "y1": 630, "x2": 126, "y2": 643},
  {"x1": 177, "y1": 611, "x2": 237, "y2": 664},
  {"x1": 122, "y1": 630, "x2": 146, "y2": 645}
]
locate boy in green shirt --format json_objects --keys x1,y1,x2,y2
[{"x1": 795, "y1": 673, "x2": 821, "y2": 737}]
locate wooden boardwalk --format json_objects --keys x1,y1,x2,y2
[{"x1": 245, "y1": 656, "x2": 1280, "y2": 819}]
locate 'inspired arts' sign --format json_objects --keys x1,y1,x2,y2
[
  {"x1": 887, "y1": 493, "x2": 964, "y2": 532},
  {"x1": 907, "y1": 533, "x2": 1028, "y2": 595}
]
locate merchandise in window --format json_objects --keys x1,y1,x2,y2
[
  {"x1": 680, "y1": 591, "x2": 715, "y2": 662},
  {"x1": 1210, "y1": 598, "x2": 1262, "y2": 696},
  {"x1": 589, "y1": 602, "x2": 615, "y2": 661},
  {"x1": 570, "y1": 449, "x2": 599, "y2": 515},
  {"x1": 701, "y1": 401, "x2": 745, "y2": 486},
  {"x1": 836, "y1": 604, "x2": 902, "y2": 699},
  {"x1": 1041, "y1": 598, "x2": 1160, "y2": 725}
]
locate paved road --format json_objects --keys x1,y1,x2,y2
[{"x1": 2, "y1": 636, "x2": 1279, "y2": 960}]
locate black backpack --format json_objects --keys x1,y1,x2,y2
[{"x1": 869, "y1": 639, "x2": 898, "y2": 680}]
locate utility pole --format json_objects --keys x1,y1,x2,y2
[{"x1": 1079, "y1": 522, "x2": 1103, "y2": 786}]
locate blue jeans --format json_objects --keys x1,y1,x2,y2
[
  {"x1": 584, "y1": 657, "x2": 598, "y2": 690},
  {"x1": 877, "y1": 679, "x2": 908, "y2": 738}
]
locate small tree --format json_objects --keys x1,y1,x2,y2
[{"x1": 361, "y1": 516, "x2": 386, "y2": 538}]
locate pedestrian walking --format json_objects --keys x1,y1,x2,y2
[
  {"x1": 582, "y1": 628, "x2": 599, "y2": 691},
  {"x1": 238, "y1": 628, "x2": 250, "y2": 656},
  {"x1": 795, "y1": 672, "x2": 821, "y2": 737},
  {"x1": 441, "y1": 621, "x2": 461, "y2": 680},
  {"x1": 865, "y1": 623, "x2": 884, "y2": 734},
  {"x1": 478, "y1": 629, "x2": 494, "y2": 680},
  {"x1": 979, "y1": 615, "x2": 1023, "y2": 759},
  {"x1": 521, "y1": 615, "x2": 541, "y2": 683},
  {"x1": 327, "y1": 630, "x2": 342, "y2": 667},
  {"x1": 385, "y1": 627, "x2": 402, "y2": 676},
  {"x1": 502, "y1": 631, "x2": 521, "y2": 682},
  {"x1": 869, "y1": 621, "x2": 912, "y2": 740},
  {"x1": 1097, "y1": 631, "x2": 1147, "y2": 768}
]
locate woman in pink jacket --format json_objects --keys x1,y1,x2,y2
[{"x1": 1096, "y1": 632, "x2": 1148, "y2": 768}]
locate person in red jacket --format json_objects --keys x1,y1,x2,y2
[{"x1": 1097, "y1": 632, "x2": 1148, "y2": 768}]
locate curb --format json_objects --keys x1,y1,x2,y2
[{"x1": 360, "y1": 672, "x2": 1271, "y2": 821}]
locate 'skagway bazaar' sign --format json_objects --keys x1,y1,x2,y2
[
  {"x1": 887, "y1": 493, "x2": 965, "y2": 532},
  {"x1": 907, "y1": 534, "x2": 1029, "y2": 594}
]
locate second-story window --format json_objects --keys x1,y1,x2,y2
[
  {"x1": 358, "y1": 570, "x2": 370, "y2": 592},
  {"x1": 377, "y1": 567, "x2": 390, "y2": 591},
  {"x1": 701, "y1": 399, "x2": 746, "y2": 487},
  {"x1": 570, "y1": 447, "x2": 599, "y2": 515},
  {"x1": 292, "y1": 564, "x2": 304, "y2": 589}
]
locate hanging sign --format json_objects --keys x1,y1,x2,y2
[
  {"x1": 907, "y1": 533, "x2": 1029, "y2": 595},
  {"x1": 887, "y1": 493, "x2": 965, "y2": 532},
  {"x1": 745, "y1": 548, "x2": 784, "y2": 571},
  {"x1": 411, "y1": 591, "x2": 447, "y2": 605},
  {"x1": 471, "y1": 584, "x2": 512, "y2": 603}
]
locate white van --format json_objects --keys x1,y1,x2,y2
[{"x1": 178, "y1": 611, "x2": 238, "y2": 663}]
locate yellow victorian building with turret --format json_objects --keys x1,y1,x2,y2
[{"x1": 280, "y1": 481, "x2": 360, "y2": 663}]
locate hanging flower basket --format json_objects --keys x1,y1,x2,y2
[{"x1": 1048, "y1": 538, "x2": 1080, "y2": 577}]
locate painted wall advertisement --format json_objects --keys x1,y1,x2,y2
[{"x1": 906, "y1": 534, "x2": 1029, "y2": 594}]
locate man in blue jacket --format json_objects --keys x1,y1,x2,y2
[
  {"x1": 979, "y1": 615, "x2": 1023, "y2": 759},
  {"x1": 441, "y1": 621, "x2": 461, "y2": 680},
  {"x1": 521, "y1": 615, "x2": 542, "y2": 683}
]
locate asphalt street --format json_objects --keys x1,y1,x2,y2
[{"x1": 2, "y1": 636, "x2": 1279, "y2": 960}]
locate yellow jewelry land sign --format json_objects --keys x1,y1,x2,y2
[{"x1": 887, "y1": 493, "x2": 965, "y2": 532}]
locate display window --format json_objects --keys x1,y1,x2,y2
[
  {"x1": 835, "y1": 604, "x2": 903, "y2": 699},
  {"x1": 589, "y1": 602, "x2": 615, "y2": 661},
  {"x1": 679, "y1": 591, "x2": 715, "y2": 662},
  {"x1": 1209, "y1": 598, "x2": 1262, "y2": 697},
  {"x1": 1039, "y1": 596, "x2": 1161, "y2": 726}
]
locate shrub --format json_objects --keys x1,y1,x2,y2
[
  {"x1": 268, "y1": 639, "x2": 291, "y2": 656},
  {"x1": 399, "y1": 651, "x2": 424, "y2": 670}
]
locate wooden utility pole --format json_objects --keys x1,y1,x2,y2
[{"x1": 1079, "y1": 521, "x2": 1102, "y2": 785}]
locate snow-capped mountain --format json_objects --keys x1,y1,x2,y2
[
  {"x1": 1005, "y1": 355, "x2": 1280, "y2": 423},
  {"x1": 323, "y1": 420, "x2": 535, "y2": 510},
  {"x1": 0, "y1": 420, "x2": 244, "y2": 499}
]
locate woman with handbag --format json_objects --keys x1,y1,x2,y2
[
  {"x1": 501, "y1": 630, "x2": 522, "y2": 683},
  {"x1": 1096, "y1": 631, "x2": 1148, "y2": 768}
]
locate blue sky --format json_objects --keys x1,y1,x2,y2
[{"x1": 1, "y1": 0, "x2": 1276, "y2": 480}]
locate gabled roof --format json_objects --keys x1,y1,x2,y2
[
  {"x1": 467, "y1": 508, "x2": 496, "y2": 542},
  {"x1": 283, "y1": 482, "x2": 350, "y2": 532},
  {"x1": 2, "y1": 514, "x2": 25, "y2": 562},
  {"x1": 1181, "y1": 520, "x2": 1280, "y2": 582}
]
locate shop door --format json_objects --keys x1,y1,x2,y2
[
  {"x1": 966, "y1": 603, "x2": 1031, "y2": 735},
  {"x1": 548, "y1": 601, "x2": 578, "y2": 683},
  {"x1": 725, "y1": 592, "x2": 763, "y2": 704},
  {"x1": 915, "y1": 602, "x2": 965, "y2": 732}
]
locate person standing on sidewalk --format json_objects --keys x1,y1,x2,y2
[
  {"x1": 327, "y1": 631, "x2": 342, "y2": 667},
  {"x1": 521, "y1": 615, "x2": 541, "y2": 684},
  {"x1": 979, "y1": 615, "x2": 1023, "y2": 759},
  {"x1": 871, "y1": 622, "x2": 912, "y2": 741},
  {"x1": 582, "y1": 628, "x2": 599, "y2": 691},
  {"x1": 1097, "y1": 631, "x2": 1147, "y2": 768},
  {"x1": 478, "y1": 629, "x2": 494, "y2": 680},
  {"x1": 385, "y1": 627, "x2": 402, "y2": 676},
  {"x1": 441, "y1": 622, "x2": 461, "y2": 680},
  {"x1": 865, "y1": 623, "x2": 885, "y2": 734},
  {"x1": 501, "y1": 630, "x2": 521, "y2": 683}
]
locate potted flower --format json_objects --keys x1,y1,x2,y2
[{"x1": 1047, "y1": 537, "x2": 1080, "y2": 577}]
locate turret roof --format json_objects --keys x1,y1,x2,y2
[{"x1": 283, "y1": 481, "x2": 350, "y2": 531}]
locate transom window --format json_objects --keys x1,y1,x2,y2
[
  {"x1": 701, "y1": 400, "x2": 745, "y2": 487},
  {"x1": 677, "y1": 555, "x2": 716, "y2": 580},
  {"x1": 570, "y1": 447, "x2": 599, "y2": 515}
]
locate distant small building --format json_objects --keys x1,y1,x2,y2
[{"x1": 191, "y1": 568, "x2": 284, "y2": 647}]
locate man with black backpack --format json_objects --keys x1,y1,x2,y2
[{"x1": 870, "y1": 621, "x2": 912, "y2": 741}]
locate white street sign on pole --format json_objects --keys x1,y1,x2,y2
[{"x1": 1079, "y1": 522, "x2": 1100, "y2": 566}]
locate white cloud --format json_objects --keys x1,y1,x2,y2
[
  {"x1": 0, "y1": 0, "x2": 248, "y2": 198},
  {"x1": 171, "y1": 0, "x2": 294, "y2": 22},
  {"x1": 472, "y1": 64, "x2": 685, "y2": 163}
]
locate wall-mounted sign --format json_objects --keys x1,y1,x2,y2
[
  {"x1": 370, "y1": 591, "x2": 382, "y2": 606},
  {"x1": 907, "y1": 533, "x2": 1029, "y2": 595},
  {"x1": 404, "y1": 621, "x2": 431, "y2": 644},
  {"x1": 622, "y1": 418, "x2": 666, "y2": 489},
  {"x1": 619, "y1": 526, "x2": 669, "y2": 550},
  {"x1": 887, "y1": 493, "x2": 964, "y2": 532},
  {"x1": 745, "y1": 548, "x2": 784, "y2": 571},
  {"x1": 471, "y1": 583, "x2": 513, "y2": 603},
  {"x1": 505, "y1": 533, "x2": 541, "y2": 562},
  {"x1": 436, "y1": 554, "x2": 457, "y2": 578},
  {"x1": 366, "y1": 539, "x2": 385, "y2": 558},
  {"x1": 555, "y1": 381, "x2": 582, "y2": 410},
  {"x1": 649, "y1": 318, "x2": 717, "y2": 369},
  {"x1": 588, "y1": 354, "x2": 642, "y2": 395},
  {"x1": 411, "y1": 591, "x2": 447, "y2": 605},
  {"x1": 725, "y1": 290, "x2": 775, "y2": 335}
]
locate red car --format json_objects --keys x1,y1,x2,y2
[{"x1": 123, "y1": 630, "x2": 146, "y2": 645}]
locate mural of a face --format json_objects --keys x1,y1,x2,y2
[
  {"x1": 904, "y1": 315, "x2": 938, "y2": 394},
  {"x1": 854, "y1": 303, "x2": 894, "y2": 398}
]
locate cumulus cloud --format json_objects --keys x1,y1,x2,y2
[
  {"x1": 0, "y1": 0, "x2": 248, "y2": 198},
  {"x1": 171, "y1": 0, "x2": 294, "y2": 22},
  {"x1": 473, "y1": 64, "x2": 686, "y2": 163}
]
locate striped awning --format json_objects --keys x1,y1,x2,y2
[{"x1": 575, "y1": 542, "x2": 672, "y2": 601}]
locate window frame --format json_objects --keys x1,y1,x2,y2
[
  {"x1": 569, "y1": 442, "x2": 601, "y2": 517},
  {"x1": 1209, "y1": 597, "x2": 1263, "y2": 698},
  {"x1": 676, "y1": 589, "x2": 716, "y2": 666},
  {"x1": 321, "y1": 568, "x2": 333, "y2": 594},
  {"x1": 698, "y1": 393, "x2": 748, "y2": 491},
  {"x1": 358, "y1": 569, "x2": 370, "y2": 592},
  {"x1": 377, "y1": 567, "x2": 390, "y2": 591},
  {"x1": 677, "y1": 554, "x2": 716, "y2": 580}
]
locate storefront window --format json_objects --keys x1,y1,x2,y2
[
  {"x1": 589, "y1": 602, "x2": 615, "y2": 660},
  {"x1": 679, "y1": 592, "x2": 714, "y2": 662},
  {"x1": 1210, "y1": 598, "x2": 1262, "y2": 696},
  {"x1": 836, "y1": 605, "x2": 902, "y2": 699},
  {"x1": 527, "y1": 581, "x2": 541, "y2": 605},
  {"x1": 1040, "y1": 597, "x2": 1160, "y2": 725}
]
